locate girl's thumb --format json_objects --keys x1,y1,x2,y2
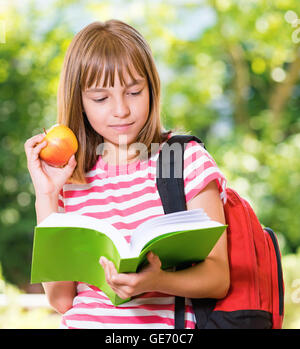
[
  {"x1": 147, "y1": 252, "x2": 161, "y2": 267},
  {"x1": 69, "y1": 154, "x2": 77, "y2": 166},
  {"x1": 64, "y1": 154, "x2": 77, "y2": 173}
]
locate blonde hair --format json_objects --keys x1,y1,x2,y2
[{"x1": 57, "y1": 19, "x2": 170, "y2": 184}]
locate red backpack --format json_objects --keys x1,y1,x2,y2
[{"x1": 156, "y1": 135, "x2": 284, "y2": 329}]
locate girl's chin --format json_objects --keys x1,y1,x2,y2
[{"x1": 104, "y1": 133, "x2": 139, "y2": 146}]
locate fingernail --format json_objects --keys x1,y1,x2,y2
[{"x1": 99, "y1": 256, "x2": 106, "y2": 264}]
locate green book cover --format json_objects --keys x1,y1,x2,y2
[{"x1": 30, "y1": 209, "x2": 227, "y2": 306}]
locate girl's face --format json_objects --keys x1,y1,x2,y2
[{"x1": 81, "y1": 68, "x2": 150, "y2": 151}]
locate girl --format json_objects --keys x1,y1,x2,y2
[{"x1": 24, "y1": 19, "x2": 229, "y2": 329}]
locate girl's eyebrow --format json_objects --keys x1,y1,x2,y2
[{"x1": 85, "y1": 79, "x2": 145, "y2": 93}]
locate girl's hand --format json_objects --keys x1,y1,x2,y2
[
  {"x1": 99, "y1": 252, "x2": 163, "y2": 300},
  {"x1": 24, "y1": 133, "x2": 77, "y2": 196}
]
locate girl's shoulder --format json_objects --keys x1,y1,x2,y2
[
  {"x1": 166, "y1": 133, "x2": 215, "y2": 162},
  {"x1": 184, "y1": 139, "x2": 215, "y2": 161}
]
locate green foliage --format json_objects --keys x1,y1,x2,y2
[
  {"x1": 282, "y1": 249, "x2": 300, "y2": 329},
  {"x1": 0, "y1": 2, "x2": 74, "y2": 287},
  {"x1": 209, "y1": 132, "x2": 300, "y2": 254},
  {"x1": 0, "y1": 264, "x2": 60, "y2": 329}
]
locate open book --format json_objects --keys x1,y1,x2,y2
[{"x1": 30, "y1": 209, "x2": 227, "y2": 305}]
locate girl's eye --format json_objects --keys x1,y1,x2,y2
[
  {"x1": 130, "y1": 91, "x2": 141, "y2": 96},
  {"x1": 93, "y1": 90, "x2": 142, "y2": 103},
  {"x1": 94, "y1": 97, "x2": 107, "y2": 103}
]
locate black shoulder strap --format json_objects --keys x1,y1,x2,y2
[
  {"x1": 156, "y1": 134, "x2": 204, "y2": 214},
  {"x1": 156, "y1": 134, "x2": 207, "y2": 329}
]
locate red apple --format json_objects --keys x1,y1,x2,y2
[{"x1": 39, "y1": 124, "x2": 78, "y2": 167}]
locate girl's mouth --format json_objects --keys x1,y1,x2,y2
[{"x1": 109, "y1": 122, "x2": 134, "y2": 132}]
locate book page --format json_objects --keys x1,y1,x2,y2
[
  {"x1": 38, "y1": 212, "x2": 130, "y2": 257},
  {"x1": 129, "y1": 209, "x2": 223, "y2": 256}
]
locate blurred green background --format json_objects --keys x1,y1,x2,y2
[{"x1": 0, "y1": 0, "x2": 300, "y2": 329}]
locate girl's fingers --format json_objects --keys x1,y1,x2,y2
[
  {"x1": 24, "y1": 133, "x2": 45, "y2": 150},
  {"x1": 62, "y1": 154, "x2": 77, "y2": 176},
  {"x1": 100, "y1": 258, "x2": 122, "y2": 286},
  {"x1": 99, "y1": 258, "x2": 134, "y2": 299},
  {"x1": 112, "y1": 274, "x2": 131, "y2": 287},
  {"x1": 27, "y1": 141, "x2": 47, "y2": 166},
  {"x1": 108, "y1": 261, "x2": 117, "y2": 283},
  {"x1": 24, "y1": 134, "x2": 47, "y2": 159},
  {"x1": 33, "y1": 140, "x2": 47, "y2": 155},
  {"x1": 100, "y1": 257, "x2": 112, "y2": 284},
  {"x1": 146, "y1": 251, "x2": 161, "y2": 269}
]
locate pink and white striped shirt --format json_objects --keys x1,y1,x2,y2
[{"x1": 58, "y1": 136, "x2": 227, "y2": 329}]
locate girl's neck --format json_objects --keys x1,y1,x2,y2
[{"x1": 101, "y1": 144, "x2": 139, "y2": 165}]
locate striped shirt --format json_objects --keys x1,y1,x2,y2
[{"x1": 58, "y1": 136, "x2": 227, "y2": 329}]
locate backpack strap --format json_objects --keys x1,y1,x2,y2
[
  {"x1": 156, "y1": 134, "x2": 205, "y2": 214},
  {"x1": 156, "y1": 134, "x2": 213, "y2": 329}
]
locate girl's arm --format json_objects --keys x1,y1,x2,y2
[
  {"x1": 100, "y1": 180, "x2": 230, "y2": 300},
  {"x1": 154, "y1": 179, "x2": 230, "y2": 299},
  {"x1": 36, "y1": 194, "x2": 77, "y2": 314},
  {"x1": 24, "y1": 133, "x2": 77, "y2": 314}
]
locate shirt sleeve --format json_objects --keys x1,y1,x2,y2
[
  {"x1": 58, "y1": 188, "x2": 65, "y2": 213},
  {"x1": 183, "y1": 140, "x2": 227, "y2": 205}
]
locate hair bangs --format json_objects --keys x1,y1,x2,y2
[{"x1": 81, "y1": 38, "x2": 146, "y2": 92}]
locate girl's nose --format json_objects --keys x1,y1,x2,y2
[{"x1": 113, "y1": 97, "x2": 130, "y2": 118}]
